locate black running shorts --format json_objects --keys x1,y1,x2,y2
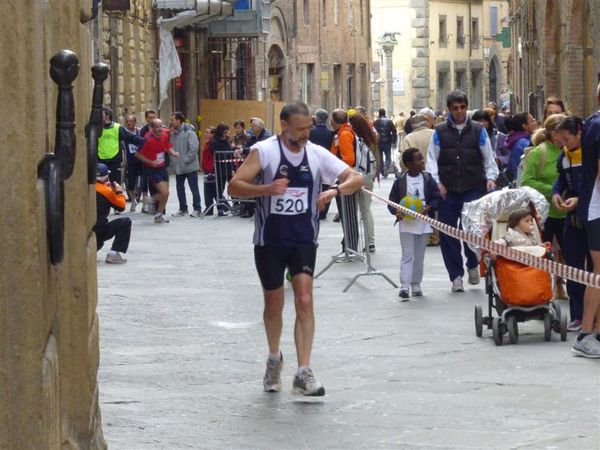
[
  {"x1": 585, "y1": 218, "x2": 600, "y2": 252},
  {"x1": 254, "y1": 244, "x2": 317, "y2": 291}
]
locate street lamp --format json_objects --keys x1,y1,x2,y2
[{"x1": 377, "y1": 32, "x2": 400, "y2": 116}]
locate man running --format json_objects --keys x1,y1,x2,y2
[
  {"x1": 228, "y1": 101, "x2": 364, "y2": 396},
  {"x1": 135, "y1": 119, "x2": 179, "y2": 223}
]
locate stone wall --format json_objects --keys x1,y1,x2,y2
[
  {"x1": 0, "y1": 1, "x2": 105, "y2": 448},
  {"x1": 101, "y1": 0, "x2": 157, "y2": 123},
  {"x1": 410, "y1": 0, "x2": 431, "y2": 110},
  {"x1": 510, "y1": 0, "x2": 600, "y2": 117}
]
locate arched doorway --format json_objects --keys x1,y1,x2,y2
[
  {"x1": 268, "y1": 45, "x2": 284, "y2": 101},
  {"x1": 488, "y1": 57, "x2": 498, "y2": 104}
]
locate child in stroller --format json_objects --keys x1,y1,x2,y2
[{"x1": 475, "y1": 205, "x2": 567, "y2": 345}]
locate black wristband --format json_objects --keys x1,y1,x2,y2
[{"x1": 331, "y1": 186, "x2": 340, "y2": 196}]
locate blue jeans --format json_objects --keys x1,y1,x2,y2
[
  {"x1": 175, "y1": 171, "x2": 201, "y2": 212},
  {"x1": 438, "y1": 188, "x2": 482, "y2": 281},
  {"x1": 378, "y1": 143, "x2": 392, "y2": 176}
]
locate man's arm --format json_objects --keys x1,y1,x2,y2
[
  {"x1": 480, "y1": 129, "x2": 499, "y2": 186},
  {"x1": 425, "y1": 132, "x2": 440, "y2": 183},
  {"x1": 228, "y1": 148, "x2": 288, "y2": 198},
  {"x1": 316, "y1": 167, "x2": 364, "y2": 211},
  {"x1": 120, "y1": 126, "x2": 145, "y2": 147},
  {"x1": 390, "y1": 121, "x2": 398, "y2": 146}
]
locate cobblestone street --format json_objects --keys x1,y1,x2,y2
[{"x1": 98, "y1": 176, "x2": 599, "y2": 449}]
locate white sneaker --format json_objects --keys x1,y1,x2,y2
[
  {"x1": 129, "y1": 200, "x2": 137, "y2": 212},
  {"x1": 190, "y1": 210, "x2": 202, "y2": 218},
  {"x1": 105, "y1": 252, "x2": 127, "y2": 264},
  {"x1": 154, "y1": 214, "x2": 170, "y2": 224},
  {"x1": 467, "y1": 267, "x2": 480, "y2": 285},
  {"x1": 293, "y1": 368, "x2": 325, "y2": 396},
  {"x1": 451, "y1": 277, "x2": 464, "y2": 292},
  {"x1": 172, "y1": 210, "x2": 189, "y2": 217},
  {"x1": 263, "y1": 354, "x2": 284, "y2": 392},
  {"x1": 571, "y1": 334, "x2": 600, "y2": 358}
]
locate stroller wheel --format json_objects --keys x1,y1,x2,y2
[
  {"x1": 492, "y1": 317, "x2": 503, "y2": 346},
  {"x1": 543, "y1": 313, "x2": 552, "y2": 341},
  {"x1": 474, "y1": 305, "x2": 483, "y2": 337},
  {"x1": 507, "y1": 315, "x2": 519, "y2": 345},
  {"x1": 559, "y1": 313, "x2": 567, "y2": 341}
]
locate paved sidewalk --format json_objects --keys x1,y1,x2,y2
[{"x1": 98, "y1": 176, "x2": 599, "y2": 449}]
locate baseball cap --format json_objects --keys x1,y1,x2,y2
[{"x1": 97, "y1": 163, "x2": 110, "y2": 178}]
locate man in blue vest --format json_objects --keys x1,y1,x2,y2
[
  {"x1": 426, "y1": 91, "x2": 499, "y2": 292},
  {"x1": 98, "y1": 107, "x2": 145, "y2": 184}
]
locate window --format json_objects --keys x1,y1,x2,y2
[
  {"x1": 457, "y1": 17, "x2": 465, "y2": 48},
  {"x1": 471, "y1": 18, "x2": 479, "y2": 48},
  {"x1": 348, "y1": 0, "x2": 353, "y2": 25},
  {"x1": 455, "y1": 71, "x2": 465, "y2": 90},
  {"x1": 489, "y1": 6, "x2": 498, "y2": 37},
  {"x1": 322, "y1": 0, "x2": 327, "y2": 26},
  {"x1": 301, "y1": 64, "x2": 314, "y2": 104},
  {"x1": 334, "y1": 0, "x2": 339, "y2": 25},
  {"x1": 303, "y1": 0, "x2": 309, "y2": 25},
  {"x1": 439, "y1": 15, "x2": 447, "y2": 47},
  {"x1": 359, "y1": 0, "x2": 364, "y2": 35},
  {"x1": 347, "y1": 63, "x2": 355, "y2": 106}
]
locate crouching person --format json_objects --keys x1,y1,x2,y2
[{"x1": 94, "y1": 163, "x2": 131, "y2": 264}]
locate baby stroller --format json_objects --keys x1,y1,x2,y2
[{"x1": 462, "y1": 188, "x2": 568, "y2": 345}]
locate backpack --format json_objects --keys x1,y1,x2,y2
[
  {"x1": 354, "y1": 136, "x2": 376, "y2": 175},
  {"x1": 516, "y1": 141, "x2": 548, "y2": 187}
]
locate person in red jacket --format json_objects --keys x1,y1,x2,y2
[
  {"x1": 201, "y1": 126, "x2": 218, "y2": 215},
  {"x1": 94, "y1": 163, "x2": 131, "y2": 264}
]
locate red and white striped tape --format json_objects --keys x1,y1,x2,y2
[{"x1": 363, "y1": 187, "x2": 600, "y2": 289}]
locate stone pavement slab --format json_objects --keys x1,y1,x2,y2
[{"x1": 98, "y1": 176, "x2": 599, "y2": 449}]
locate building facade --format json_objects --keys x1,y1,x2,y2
[
  {"x1": 268, "y1": 0, "x2": 372, "y2": 112},
  {"x1": 371, "y1": 0, "x2": 510, "y2": 116},
  {"x1": 508, "y1": 0, "x2": 600, "y2": 119}
]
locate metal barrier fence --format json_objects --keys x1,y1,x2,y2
[
  {"x1": 316, "y1": 190, "x2": 398, "y2": 292},
  {"x1": 204, "y1": 150, "x2": 256, "y2": 217}
]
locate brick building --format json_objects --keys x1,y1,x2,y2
[
  {"x1": 508, "y1": 0, "x2": 600, "y2": 118},
  {"x1": 268, "y1": 0, "x2": 372, "y2": 112}
]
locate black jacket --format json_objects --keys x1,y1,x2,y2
[
  {"x1": 374, "y1": 117, "x2": 397, "y2": 146},
  {"x1": 309, "y1": 124, "x2": 334, "y2": 150}
]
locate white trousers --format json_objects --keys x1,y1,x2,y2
[{"x1": 399, "y1": 232, "x2": 428, "y2": 291}]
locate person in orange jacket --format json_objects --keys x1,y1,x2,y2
[
  {"x1": 94, "y1": 163, "x2": 131, "y2": 264},
  {"x1": 330, "y1": 109, "x2": 359, "y2": 251}
]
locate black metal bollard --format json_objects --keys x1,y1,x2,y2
[
  {"x1": 85, "y1": 63, "x2": 109, "y2": 184},
  {"x1": 49, "y1": 49, "x2": 79, "y2": 181}
]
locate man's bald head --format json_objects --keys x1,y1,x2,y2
[{"x1": 330, "y1": 109, "x2": 348, "y2": 130}]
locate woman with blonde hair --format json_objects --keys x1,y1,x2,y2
[{"x1": 521, "y1": 113, "x2": 568, "y2": 298}]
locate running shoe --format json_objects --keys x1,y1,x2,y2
[
  {"x1": 172, "y1": 210, "x2": 189, "y2": 217},
  {"x1": 571, "y1": 333, "x2": 600, "y2": 358},
  {"x1": 105, "y1": 252, "x2": 127, "y2": 264},
  {"x1": 368, "y1": 242, "x2": 376, "y2": 253},
  {"x1": 467, "y1": 267, "x2": 480, "y2": 285},
  {"x1": 567, "y1": 319, "x2": 582, "y2": 332},
  {"x1": 263, "y1": 354, "x2": 283, "y2": 392},
  {"x1": 398, "y1": 290, "x2": 410, "y2": 301},
  {"x1": 129, "y1": 200, "x2": 137, "y2": 212},
  {"x1": 451, "y1": 277, "x2": 464, "y2": 292},
  {"x1": 411, "y1": 284, "x2": 423, "y2": 297},
  {"x1": 190, "y1": 210, "x2": 202, "y2": 218},
  {"x1": 293, "y1": 368, "x2": 325, "y2": 396},
  {"x1": 154, "y1": 214, "x2": 170, "y2": 224}
]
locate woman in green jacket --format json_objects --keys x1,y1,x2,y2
[{"x1": 521, "y1": 113, "x2": 568, "y2": 298}]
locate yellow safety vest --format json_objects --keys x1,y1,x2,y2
[{"x1": 98, "y1": 123, "x2": 120, "y2": 160}]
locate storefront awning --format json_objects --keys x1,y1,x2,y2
[{"x1": 155, "y1": 0, "x2": 233, "y2": 29}]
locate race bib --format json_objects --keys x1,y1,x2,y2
[
  {"x1": 128, "y1": 143, "x2": 139, "y2": 154},
  {"x1": 270, "y1": 187, "x2": 309, "y2": 215},
  {"x1": 156, "y1": 152, "x2": 165, "y2": 163}
]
